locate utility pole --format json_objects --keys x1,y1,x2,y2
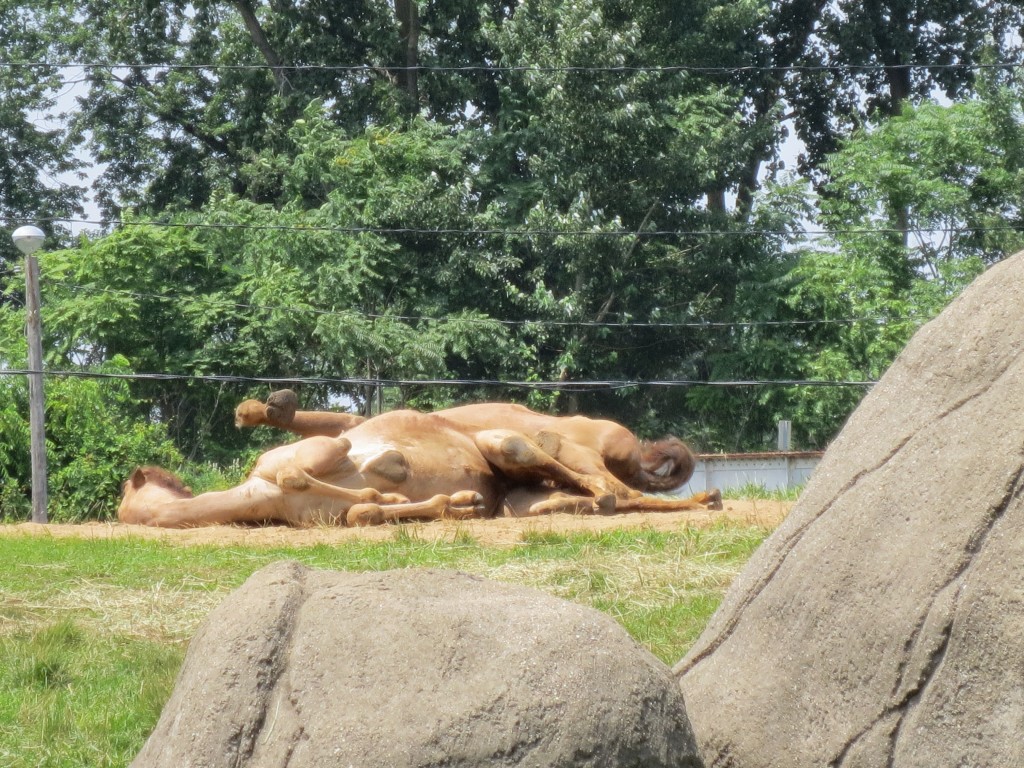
[{"x1": 12, "y1": 225, "x2": 47, "y2": 524}]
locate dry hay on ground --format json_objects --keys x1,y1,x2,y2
[{"x1": 1, "y1": 499, "x2": 791, "y2": 548}]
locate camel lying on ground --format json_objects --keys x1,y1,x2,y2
[
  {"x1": 236, "y1": 390, "x2": 695, "y2": 499},
  {"x1": 121, "y1": 400, "x2": 720, "y2": 528}
]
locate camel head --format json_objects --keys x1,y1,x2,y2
[
  {"x1": 235, "y1": 399, "x2": 268, "y2": 428},
  {"x1": 121, "y1": 466, "x2": 192, "y2": 497},
  {"x1": 637, "y1": 437, "x2": 696, "y2": 491},
  {"x1": 118, "y1": 466, "x2": 194, "y2": 525}
]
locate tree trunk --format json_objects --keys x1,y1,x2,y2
[
  {"x1": 393, "y1": 0, "x2": 420, "y2": 104},
  {"x1": 232, "y1": 0, "x2": 292, "y2": 96}
]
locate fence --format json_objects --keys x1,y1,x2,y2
[{"x1": 680, "y1": 451, "x2": 823, "y2": 495}]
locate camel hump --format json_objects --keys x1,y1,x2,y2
[{"x1": 636, "y1": 437, "x2": 696, "y2": 492}]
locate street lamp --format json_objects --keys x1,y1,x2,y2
[{"x1": 12, "y1": 225, "x2": 48, "y2": 524}]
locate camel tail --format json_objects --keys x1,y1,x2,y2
[{"x1": 636, "y1": 437, "x2": 696, "y2": 492}]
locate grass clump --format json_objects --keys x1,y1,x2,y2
[
  {"x1": 722, "y1": 481, "x2": 805, "y2": 501},
  {"x1": 0, "y1": 619, "x2": 182, "y2": 768}
]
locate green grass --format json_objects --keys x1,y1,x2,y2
[
  {"x1": 0, "y1": 522, "x2": 772, "y2": 767},
  {"x1": 722, "y1": 481, "x2": 805, "y2": 501}
]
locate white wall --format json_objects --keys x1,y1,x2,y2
[{"x1": 679, "y1": 452, "x2": 823, "y2": 495}]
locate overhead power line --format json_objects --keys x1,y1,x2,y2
[
  {"x1": 3, "y1": 60, "x2": 1024, "y2": 75},
  {"x1": 11, "y1": 215, "x2": 1022, "y2": 240},
  {"x1": 48, "y1": 281, "x2": 895, "y2": 330},
  {"x1": 0, "y1": 368, "x2": 877, "y2": 390}
]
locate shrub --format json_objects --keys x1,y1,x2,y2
[{"x1": 0, "y1": 358, "x2": 183, "y2": 522}]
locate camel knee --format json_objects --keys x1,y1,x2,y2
[
  {"x1": 500, "y1": 434, "x2": 533, "y2": 464},
  {"x1": 476, "y1": 430, "x2": 537, "y2": 466},
  {"x1": 534, "y1": 429, "x2": 562, "y2": 456},
  {"x1": 359, "y1": 449, "x2": 409, "y2": 485},
  {"x1": 277, "y1": 466, "x2": 309, "y2": 491},
  {"x1": 292, "y1": 436, "x2": 352, "y2": 478}
]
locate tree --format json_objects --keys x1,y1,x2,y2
[
  {"x1": 772, "y1": 0, "x2": 1024, "y2": 177},
  {"x1": 0, "y1": 2, "x2": 85, "y2": 271},
  {"x1": 822, "y1": 87, "x2": 1024, "y2": 286},
  {"x1": 692, "y1": 82, "x2": 1024, "y2": 450},
  {"x1": 1, "y1": 106, "x2": 532, "y2": 460},
  {"x1": 465, "y1": 0, "x2": 783, "y2": 423}
]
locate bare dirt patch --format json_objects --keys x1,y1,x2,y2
[{"x1": 2, "y1": 499, "x2": 791, "y2": 548}]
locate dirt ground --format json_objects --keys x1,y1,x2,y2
[{"x1": 1, "y1": 499, "x2": 792, "y2": 548}]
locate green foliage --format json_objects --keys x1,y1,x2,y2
[
  {"x1": 823, "y1": 97, "x2": 1024, "y2": 276},
  {"x1": 5, "y1": 0, "x2": 1024, "y2": 512},
  {"x1": 0, "y1": 357, "x2": 182, "y2": 522},
  {"x1": 776, "y1": 1, "x2": 1024, "y2": 172},
  {"x1": 45, "y1": 367, "x2": 183, "y2": 522},
  {"x1": 687, "y1": 84, "x2": 1024, "y2": 450},
  {"x1": 0, "y1": 3, "x2": 84, "y2": 262}
]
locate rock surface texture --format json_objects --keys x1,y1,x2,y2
[
  {"x1": 132, "y1": 561, "x2": 702, "y2": 768},
  {"x1": 676, "y1": 251, "x2": 1024, "y2": 767}
]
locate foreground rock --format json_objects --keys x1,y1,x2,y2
[
  {"x1": 676, "y1": 251, "x2": 1024, "y2": 766},
  {"x1": 132, "y1": 562, "x2": 702, "y2": 768}
]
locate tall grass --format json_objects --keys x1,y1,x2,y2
[
  {"x1": 722, "y1": 482, "x2": 805, "y2": 501},
  {"x1": 0, "y1": 522, "x2": 772, "y2": 767}
]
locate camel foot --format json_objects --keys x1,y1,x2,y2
[
  {"x1": 445, "y1": 490, "x2": 486, "y2": 520},
  {"x1": 347, "y1": 503, "x2": 385, "y2": 526}
]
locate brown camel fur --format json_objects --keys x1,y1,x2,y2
[
  {"x1": 237, "y1": 390, "x2": 696, "y2": 499},
  {"x1": 234, "y1": 389, "x2": 366, "y2": 437},
  {"x1": 438, "y1": 402, "x2": 696, "y2": 496},
  {"x1": 120, "y1": 408, "x2": 721, "y2": 528}
]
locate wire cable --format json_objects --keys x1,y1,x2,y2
[
  {"x1": 0, "y1": 368, "x2": 877, "y2": 389},
  {"x1": 8, "y1": 215, "x2": 1020, "y2": 240},
  {"x1": 45, "y1": 280, "x2": 897, "y2": 330},
  {"x1": 2, "y1": 61, "x2": 1023, "y2": 75}
]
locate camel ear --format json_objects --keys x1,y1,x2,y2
[
  {"x1": 265, "y1": 389, "x2": 299, "y2": 425},
  {"x1": 130, "y1": 467, "x2": 147, "y2": 489}
]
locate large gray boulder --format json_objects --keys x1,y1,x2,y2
[
  {"x1": 676, "y1": 251, "x2": 1024, "y2": 767},
  {"x1": 132, "y1": 561, "x2": 702, "y2": 768}
]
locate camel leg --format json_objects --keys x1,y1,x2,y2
[
  {"x1": 346, "y1": 490, "x2": 486, "y2": 526},
  {"x1": 272, "y1": 436, "x2": 410, "y2": 505},
  {"x1": 501, "y1": 487, "x2": 723, "y2": 518},
  {"x1": 502, "y1": 488, "x2": 605, "y2": 517},
  {"x1": 473, "y1": 429, "x2": 625, "y2": 502},
  {"x1": 612, "y1": 488, "x2": 724, "y2": 512},
  {"x1": 276, "y1": 466, "x2": 410, "y2": 505},
  {"x1": 533, "y1": 430, "x2": 639, "y2": 498}
]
